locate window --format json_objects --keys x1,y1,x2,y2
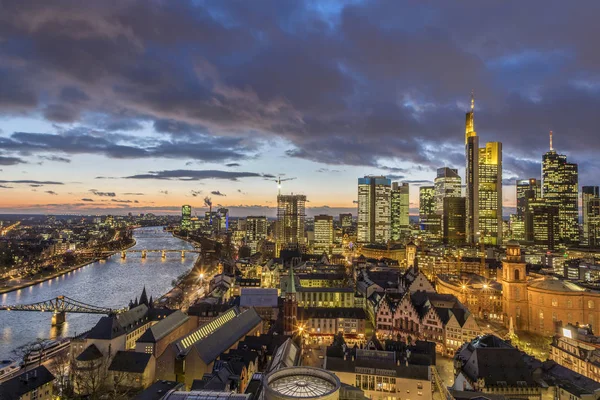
[
  {"x1": 588, "y1": 300, "x2": 595, "y2": 309},
  {"x1": 514, "y1": 269, "x2": 520, "y2": 281},
  {"x1": 552, "y1": 299, "x2": 558, "y2": 307},
  {"x1": 567, "y1": 299, "x2": 572, "y2": 308}
]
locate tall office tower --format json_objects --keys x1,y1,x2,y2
[
  {"x1": 339, "y1": 213, "x2": 353, "y2": 229},
  {"x1": 525, "y1": 199, "x2": 560, "y2": 250},
  {"x1": 443, "y1": 197, "x2": 466, "y2": 245},
  {"x1": 419, "y1": 186, "x2": 441, "y2": 234},
  {"x1": 465, "y1": 93, "x2": 479, "y2": 244},
  {"x1": 357, "y1": 176, "x2": 391, "y2": 244},
  {"x1": 434, "y1": 167, "x2": 462, "y2": 214},
  {"x1": 516, "y1": 179, "x2": 541, "y2": 217},
  {"x1": 542, "y1": 132, "x2": 579, "y2": 244},
  {"x1": 314, "y1": 214, "x2": 334, "y2": 252},
  {"x1": 587, "y1": 198, "x2": 600, "y2": 248},
  {"x1": 582, "y1": 186, "x2": 600, "y2": 246},
  {"x1": 276, "y1": 194, "x2": 306, "y2": 252},
  {"x1": 181, "y1": 205, "x2": 192, "y2": 230},
  {"x1": 391, "y1": 182, "x2": 410, "y2": 241},
  {"x1": 478, "y1": 142, "x2": 503, "y2": 245},
  {"x1": 245, "y1": 216, "x2": 268, "y2": 242}
]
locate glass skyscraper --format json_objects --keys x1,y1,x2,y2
[
  {"x1": 357, "y1": 176, "x2": 391, "y2": 244},
  {"x1": 582, "y1": 186, "x2": 600, "y2": 247},
  {"x1": 391, "y1": 182, "x2": 409, "y2": 241}
]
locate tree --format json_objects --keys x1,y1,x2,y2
[
  {"x1": 48, "y1": 349, "x2": 73, "y2": 398},
  {"x1": 13, "y1": 338, "x2": 49, "y2": 372},
  {"x1": 71, "y1": 355, "x2": 107, "y2": 399}
]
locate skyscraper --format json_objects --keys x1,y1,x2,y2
[
  {"x1": 443, "y1": 197, "x2": 466, "y2": 245},
  {"x1": 525, "y1": 199, "x2": 560, "y2": 250},
  {"x1": 419, "y1": 186, "x2": 440, "y2": 235},
  {"x1": 276, "y1": 194, "x2": 306, "y2": 252},
  {"x1": 245, "y1": 216, "x2": 268, "y2": 242},
  {"x1": 434, "y1": 167, "x2": 462, "y2": 215},
  {"x1": 339, "y1": 213, "x2": 353, "y2": 229},
  {"x1": 587, "y1": 198, "x2": 600, "y2": 248},
  {"x1": 582, "y1": 186, "x2": 600, "y2": 247},
  {"x1": 516, "y1": 179, "x2": 541, "y2": 217},
  {"x1": 181, "y1": 205, "x2": 192, "y2": 231},
  {"x1": 314, "y1": 214, "x2": 334, "y2": 253},
  {"x1": 478, "y1": 141, "x2": 503, "y2": 245},
  {"x1": 465, "y1": 92, "x2": 479, "y2": 244},
  {"x1": 357, "y1": 176, "x2": 391, "y2": 244},
  {"x1": 391, "y1": 182, "x2": 409, "y2": 241},
  {"x1": 542, "y1": 132, "x2": 579, "y2": 244}
]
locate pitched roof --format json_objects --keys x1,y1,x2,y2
[
  {"x1": 137, "y1": 310, "x2": 189, "y2": 343},
  {"x1": 0, "y1": 365, "x2": 55, "y2": 400},
  {"x1": 108, "y1": 351, "x2": 153, "y2": 374},
  {"x1": 240, "y1": 288, "x2": 278, "y2": 308},
  {"x1": 132, "y1": 380, "x2": 183, "y2": 400},
  {"x1": 76, "y1": 344, "x2": 104, "y2": 361}
]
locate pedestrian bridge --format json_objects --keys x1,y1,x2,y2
[{"x1": 0, "y1": 295, "x2": 123, "y2": 326}]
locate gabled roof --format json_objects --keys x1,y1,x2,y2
[
  {"x1": 137, "y1": 310, "x2": 189, "y2": 344},
  {"x1": 76, "y1": 344, "x2": 103, "y2": 361},
  {"x1": 108, "y1": 351, "x2": 153, "y2": 374},
  {"x1": 0, "y1": 365, "x2": 55, "y2": 400}
]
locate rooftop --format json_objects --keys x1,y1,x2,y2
[
  {"x1": 265, "y1": 367, "x2": 341, "y2": 399},
  {"x1": 0, "y1": 365, "x2": 55, "y2": 400},
  {"x1": 108, "y1": 351, "x2": 153, "y2": 374},
  {"x1": 528, "y1": 278, "x2": 586, "y2": 293}
]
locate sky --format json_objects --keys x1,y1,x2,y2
[{"x1": 1, "y1": 0, "x2": 600, "y2": 217}]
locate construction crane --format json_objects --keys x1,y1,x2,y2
[{"x1": 269, "y1": 175, "x2": 297, "y2": 195}]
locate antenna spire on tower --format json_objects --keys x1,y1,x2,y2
[
  {"x1": 549, "y1": 130, "x2": 553, "y2": 151},
  {"x1": 471, "y1": 90, "x2": 475, "y2": 111}
]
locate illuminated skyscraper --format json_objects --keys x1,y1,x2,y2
[
  {"x1": 181, "y1": 205, "x2": 192, "y2": 231},
  {"x1": 478, "y1": 141, "x2": 502, "y2": 245},
  {"x1": 542, "y1": 132, "x2": 579, "y2": 244},
  {"x1": 339, "y1": 213, "x2": 353, "y2": 229},
  {"x1": 314, "y1": 214, "x2": 334, "y2": 253},
  {"x1": 525, "y1": 199, "x2": 560, "y2": 250},
  {"x1": 357, "y1": 176, "x2": 391, "y2": 244},
  {"x1": 465, "y1": 92, "x2": 479, "y2": 244},
  {"x1": 391, "y1": 182, "x2": 409, "y2": 241},
  {"x1": 511, "y1": 178, "x2": 541, "y2": 241},
  {"x1": 245, "y1": 216, "x2": 268, "y2": 242},
  {"x1": 435, "y1": 167, "x2": 462, "y2": 215},
  {"x1": 419, "y1": 186, "x2": 440, "y2": 235},
  {"x1": 582, "y1": 186, "x2": 600, "y2": 247},
  {"x1": 276, "y1": 194, "x2": 306, "y2": 252}
]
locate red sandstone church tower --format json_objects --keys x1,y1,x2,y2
[
  {"x1": 501, "y1": 241, "x2": 529, "y2": 332},
  {"x1": 283, "y1": 267, "x2": 298, "y2": 336}
]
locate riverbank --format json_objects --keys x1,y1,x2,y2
[{"x1": 0, "y1": 239, "x2": 137, "y2": 295}]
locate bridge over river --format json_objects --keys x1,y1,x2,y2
[{"x1": 0, "y1": 226, "x2": 197, "y2": 358}]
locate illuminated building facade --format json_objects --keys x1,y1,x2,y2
[
  {"x1": 465, "y1": 93, "x2": 479, "y2": 244},
  {"x1": 542, "y1": 138, "x2": 579, "y2": 244},
  {"x1": 314, "y1": 215, "x2": 334, "y2": 253},
  {"x1": 276, "y1": 194, "x2": 306, "y2": 253},
  {"x1": 525, "y1": 199, "x2": 560, "y2": 250},
  {"x1": 245, "y1": 216, "x2": 268, "y2": 252},
  {"x1": 478, "y1": 142, "x2": 502, "y2": 245},
  {"x1": 391, "y1": 182, "x2": 409, "y2": 241},
  {"x1": 339, "y1": 213, "x2": 353, "y2": 229},
  {"x1": 181, "y1": 205, "x2": 192, "y2": 231},
  {"x1": 434, "y1": 167, "x2": 461, "y2": 214},
  {"x1": 511, "y1": 179, "x2": 541, "y2": 241},
  {"x1": 357, "y1": 176, "x2": 391, "y2": 244},
  {"x1": 419, "y1": 186, "x2": 440, "y2": 235},
  {"x1": 582, "y1": 186, "x2": 600, "y2": 247},
  {"x1": 443, "y1": 197, "x2": 466, "y2": 245}
]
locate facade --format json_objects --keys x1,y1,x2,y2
[
  {"x1": 246, "y1": 216, "x2": 268, "y2": 246},
  {"x1": 512, "y1": 179, "x2": 541, "y2": 241},
  {"x1": 0, "y1": 365, "x2": 55, "y2": 400},
  {"x1": 357, "y1": 176, "x2": 391, "y2": 244},
  {"x1": 276, "y1": 195, "x2": 307, "y2": 253},
  {"x1": 314, "y1": 215, "x2": 334, "y2": 253},
  {"x1": 181, "y1": 205, "x2": 192, "y2": 231},
  {"x1": 298, "y1": 307, "x2": 367, "y2": 339},
  {"x1": 419, "y1": 185, "x2": 441, "y2": 235},
  {"x1": 550, "y1": 324, "x2": 600, "y2": 383},
  {"x1": 525, "y1": 199, "x2": 560, "y2": 250},
  {"x1": 465, "y1": 93, "x2": 479, "y2": 245},
  {"x1": 443, "y1": 197, "x2": 466, "y2": 245},
  {"x1": 435, "y1": 167, "x2": 462, "y2": 215},
  {"x1": 391, "y1": 182, "x2": 409, "y2": 241},
  {"x1": 340, "y1": 213, "x2": 353, "y2": 229},
  {"x1": 582, "y1": 187, "x2": 600, "y2": 247},
  {"x1": 436, "y1": 274, "x2": 503, "y2": 321},
  {"x1": 478, "y1": 142, "x2": 502, "y2": 245},
  {"x1": 542, "y1": 140, "x2": 579, "y2": 244}
]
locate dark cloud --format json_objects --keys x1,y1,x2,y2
[
  {"x1": 39, "y1": 155, "x2": 71, "y2": 163},
  {"x1": 81, "y1": 198, "x2": 94, "y2": 202},
  {"x1": 159, "y1": 190, "x2": 169, "y2": 195},
  {"x1": 125, "y1": 169, "x2": 270, "y2": 181},
  {"x1": 0, "y1": 185, "x2": 13, "y2": 189},
  {"x1": 45, "y1": 190, "x2": 58, "y2": 195},
  {"x1": 225, "y1": 163, "x2": 241, "y2": 167},
  {"x1": 191, "y1": 190, "x2": 202, "y2": 197},
  {"x1": 0, "y1": 156, "x2": 26, "y2": 165},
  {"x1": 123, "y1": 192, "x2": 145, "y2": 195},
  {"x1": 211, "y1": 190, "x2": 226, "y2": 196},
  {"x1": 0, "y1": 180, "x2": 63, "y2": 185},
  {"x1": 111, "y1": 199, "x2": 139, "y2": 203},
  {"x1": 90, "y1": 189, "x2": 116, "y2": 197}
]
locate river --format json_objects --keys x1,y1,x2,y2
[{"x1": 0, "y1": 227, "x2": 196, "y2": 359}]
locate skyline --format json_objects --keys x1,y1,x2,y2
[{"x1": 2, "y1": 1, "x2": 600, "y2": 215}]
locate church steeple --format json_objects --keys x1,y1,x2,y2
[{"x1": 465, "y1": 90, "x2": 476, "y2": 144}]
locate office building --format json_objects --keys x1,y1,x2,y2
[
  {"x1": 181, "y1": 205, "x2": 192, "y2": 231},
  {"x1": 314, "y1": 214, "x2": 334, "y2": 253},
  {"x1": 478, "y1": 142, "x2": 502, "y2": 245},
  {"x1": 245, "y1": 216, "x2": 268, "y2": 252},
  {"x1": 465, "y1": 93, "x2": 479, "y2": 244},
  {"x1": 525, "y1": 199, "x2": 560, "y2": 250},
  {"x1": 419, "y1": 186, "x2": 441, "y2": 234},
  {"x1": 443, "y1": 197, "x2": 466, "y2": 245},
  {"x1": 391, "y1": 182, "x2": 409, "y2": 241},
  {"x1": 357, "y1": 176, "x2": 391, "y2": 244},
  {"x1": 542, "y1": 133, "x2": 579, "y2": 243},
  {"x1": 434, "y1": 167, "x2": 462, "y2": 214},
  {"x1": 339, "y1": 213, "x2": 353, "y2": 229},
  {"x1": 276, "y1": 194, "x2": 306, "y2": 252},
  {"x1": 517, "y1": 178, "x2": 542, "y2": 217},
  {"x1": 582, "y1": 186, "x2": 600, "y2": 247}
]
